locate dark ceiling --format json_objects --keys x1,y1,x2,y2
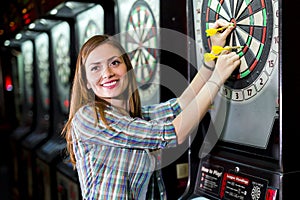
[{"x1": 0, "y1": 0, "x2": 64, "y2": 43}]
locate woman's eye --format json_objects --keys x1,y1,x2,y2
[
  {"x1": 111, "y1": 60, "x2": 121, "y2": 67},
  {"x1": 91, "y1": 65, "x2": 100, "y2": 71}
]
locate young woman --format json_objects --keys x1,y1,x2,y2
[{"x1": 61, "y1": 20, "x2": 240, "y2": 199}]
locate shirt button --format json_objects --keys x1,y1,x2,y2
[
  {"x1": 160, "y1": 192, "x2": 164, "y2": 196},
  {"x1": 157, "y1": 177, "x2": 161, "y2": 181}
]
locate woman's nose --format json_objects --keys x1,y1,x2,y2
[{"x1": 101, "y1": 65, "x2": 114, "y2": 78}]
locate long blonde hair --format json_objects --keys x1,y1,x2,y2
[{"x1": 61, "y1": 35, "x2": 142, "y2": 167}]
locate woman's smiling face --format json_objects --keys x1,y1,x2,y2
[{"x1": 85, "y1": 43, "x2": 129, "y2": 100}]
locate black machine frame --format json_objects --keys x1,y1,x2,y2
[{"x1": 180, "y1": 0, "x2": 300, "y2": 199}]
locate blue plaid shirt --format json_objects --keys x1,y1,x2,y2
[{"x1": 71, "y1": 98, "x2": 181, "y2": 199}]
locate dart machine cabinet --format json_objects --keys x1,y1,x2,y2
[
  {"x1": 34, "y1": 1, "x2": 108, "y2": 199},
  {"x1": 3, "y1": 39, "x2": 25, "y2": 199},
  {"x1": 178, "y1": 0, "x2": 298, "y2": 199},
  {"x1": 33, "y1": 11, "x2": 73, "y2": 200},
  {"x1": 19, "y1": 28, "x2": 54, "y2": 200},
  {"x1": 7, "y1": 34, "x2": 38, "y2": 200},
  {"x1": 0, "y1": 47, "x2": 19, "y2": 198}
]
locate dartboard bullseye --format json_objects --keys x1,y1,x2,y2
[{"x1": 125, "y1": 0, "x2": 159, "y2": 88}]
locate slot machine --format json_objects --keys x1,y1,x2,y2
[
  {"x1": 7, "y1": 33, "x2": 37, "y2": 200},
  {"x1": 28, "y1": 18, "x2": 70, "y2": 200},
  {"x1": 33, "y1": 2, "x2": 106, "y2": 199},
  {"x1": 179, "y1": 0, "x2": 295, "y2": 199},
  {"x1": 115, "y1": 0, "x2": 191, "y2": 198},
  {"x1": 19, "y1": 29, "x2": 52, "y2": 200}
]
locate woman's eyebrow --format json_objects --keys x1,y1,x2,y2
[
  {"x1": 90, "y1": 55, "x2": 120, "y2": 66},
  {"x1": 87, "y1": 51, "x2": 123, "y2": 69},
  {"x1": 107, "y1": 56, "x2": 120, "y2": 63}
]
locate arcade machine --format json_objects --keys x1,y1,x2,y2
[
  {"x1": 179, "y1": 0, "x2": 293, "y2": 199},
  {"x1": 0, "y1": 43, "x2": 20, "y2": 198},
  {"x1": 115, "y1": 0, "x2": 191, "y2": 198},
  {"x1": 4, "y1": 40, "x2": 22, "y2": 199},
  {"x1": 0, "y1": 47, "x2": 18, "y2": 122},
  {"x1": 33, "y1": 2, "x2": 106, "y2": 199},
  {"x1": 19, "y1": 29, "x2": 53, "y2": 200},
  {"x1": 7, "y1": 34, "x2": 38, "y2": 200},
  {"x1": 28, "y1": 18, "x2": 70, "y2": 200},
  {"x1": 2, "y1": 40, "x2": 23, "y2": 132}
]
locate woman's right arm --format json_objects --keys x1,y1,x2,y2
[
  {"x1": 173, "y1": 51, "x2": 240, "y2": 144},
  {"x1": 177, "y1": 19, "x2": 234, "y2": 111}
]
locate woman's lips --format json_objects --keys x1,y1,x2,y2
[{"x1": 101, "y1": 80, "x2": 117, "y2": 88}]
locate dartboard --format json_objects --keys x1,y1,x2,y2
[
  {"x1": 55, "y1": 33, "x2": 71, "y2": 113},
  {"x1": 22, "y1": 40, "x2": 34, "y2": 105},
  {"x1": 56, "y1": 34, "x2": 71, "y2": 86},
  {"x1": 37, "y1": 44, "x2": 50, "y2": 86},
  {"x1": 125, "y1": 0, "x2": 159, "y2": 89},
  {"x1": 195, "y1": 0, "x2": 279, "y2": 102},
  {"x1": 36, "y1": 33, "x2": 50, "y2": 109},
  {"x1": 77, "y1": 4, "x2": 104, "y2": 53},
  {"x1": 83, "y1": 20, "x2": 100, "y2": 46}
]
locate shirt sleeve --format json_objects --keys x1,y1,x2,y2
[
  {"x1": 71, "y1": 104, "x2": 178, "y2": 150},
  {"x1": 141, "y1": 98, "x2": 182, "y2": 121}
]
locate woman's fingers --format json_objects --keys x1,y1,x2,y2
[
  {"x1": 213, "y1": 18, "x2": 229, "y2": 28},
  {"x1": 220, "y1": 25, "x2": 234, "y2": 38},
  {"x1": 210, "y1": 19, "x2": 235, "y2": 47}
]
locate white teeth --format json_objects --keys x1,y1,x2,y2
[{"x1": 102, "y1": 81, "x2": 116, "y2": 87}]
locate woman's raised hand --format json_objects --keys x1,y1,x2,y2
[{"x1": 210, "y1": 51, "x2": 240, "y2": 85}]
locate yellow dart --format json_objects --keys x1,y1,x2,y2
[
  {"x1": 206, "y1": 23, "x2": 234, "y2": 37},
  {"x1": 212, "y1": 45, "x2": 243, "y2": 55},
  {"x1": 204, "y1": 53, "x2": 218, "y2": 62}
]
